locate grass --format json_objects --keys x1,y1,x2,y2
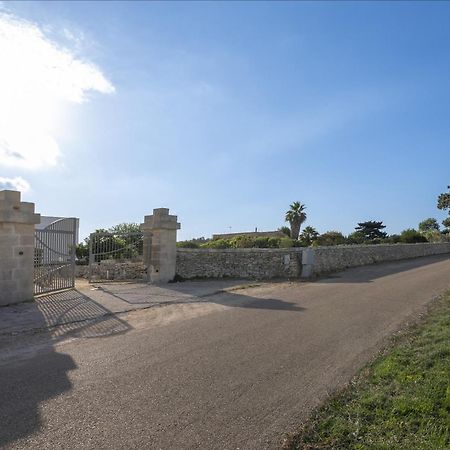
[{"x1": 283, "y1": 292, "x2": 450, "y2": 450}]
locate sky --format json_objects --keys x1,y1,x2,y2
[{"x1": 0, "y1": 1, "x2": 449, "y2": 241}]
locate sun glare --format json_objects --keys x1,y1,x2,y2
[{"x1": 0, "y1": 12, "x2": 114, "y2": 172}]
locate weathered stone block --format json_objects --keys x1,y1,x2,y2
[{"x1": 0, "y1": 190, "x2": 40, "y2": 305}]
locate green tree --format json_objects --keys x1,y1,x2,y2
[
  {"x1": 278, "y1": 226, "x2": 291, "y2": 238},
  {"x1": 347, "y1": 231, "x2": 366, "y2": 245},
  {"x1": 418, "y1": 218, "x2": 440, "y2": 233},
  {"x1": 442, "y1": 217, "x2": 450, "y2": 229},
  {"x1": 200, "y1": 239, "x2": 231, "y2": 249},
  {"x1": 84, "y1": 223, "x2": 143, "y2": 262},
  {"x1": 437, "y1": 186, "x2": 450, "y2": 229},
  {"x1": 75, "y1": 242, "x2": 89, "y2": 261},
  {"x1": 300, "y1": 226, "x2": 319, "y2": 246},
  {"x1": 285, "y1": 201, "x2": 307, "y2": 240},
  {"x1": 437, "y1": 186, "x2": 450, "y2": 210},
  {"x1": 316, "y1": 231, "x2": 346, "y2": 246},
  {"x1": 177, "y1": 237, "x2": 210, "y2": 248},
  {"x1": 108, "y1": 222, "x2": 141, "y2": 234},
  {"x1": 399, "y1": 228, "x2": 428, "y2": 243},
  {"x1": 354, "y1": 221, "x2": 387, "y2": 241}
]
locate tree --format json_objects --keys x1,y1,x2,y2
[
  {"x1": 109, "y1": 222, "x2": 141, "y2": 234},
  {"x1": 316, "y1": 231, "x2": 346, "y2": 246},
  {"x1": 437, "y1": 186, "x2": 450, "y2": 230},
  {"x1": 437, "y1": 186, "x2": 450, "y2": 211},
  {"x1": 300, "y1": 226, "x2": 319, "y2": 246},
  {"x1": 347, "y1": 231, "x2": 366, "y2": 244},
  {"x1": 418, "y1": 218, "x2": 440, "y2": 233},
  {"x1": 82, "y1": 223, "x2": 143, "y2": 262},
  {"x1": 354, "y1": 221, "x2": 387, "y2": 241},
  {"x1": 177, "y1": 237, "x2": 210, "y2": 248},
  {"x1": 285, "y1": 201, "x2": 307, "y2": 240},
  {"x1": 399, "y1": 228, "x2": 428, "y2": 243},
  {"x1": 278, "y1": 226, "x2": 291, "y2": 238}
]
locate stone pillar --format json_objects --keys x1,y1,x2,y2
[
  {"x1": 140, "y1": 208, "x2": 180, "y2": 283},
  {"x1": 0, "y1": 190, "x2": 40, "y2": 306},
  {"x1": 301, "y1": 248, "x2": 315, "y2": 279}
]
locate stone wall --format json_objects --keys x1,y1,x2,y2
[
  {"x1": 76, "y1": 243, "x2": 450, "y2": 283},
  {"x1": 176, "y1": 248, "x2": 303, "y2": 280},
  {"x1": 311, "y1": 243, "x2": 450, "y2": 275},
  {"x1": 76, "y1": 261, "x2": 146, "y2": 281}
]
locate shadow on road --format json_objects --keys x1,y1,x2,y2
[
  {"x1": 316, "y1": 254, "x2": 450, "y2": 284},
  {"x1": 207, "y1": 291, "x2": 305, "y2": 311},
  {"x1": 90, "y1": 283, "x2": 305, "y2": 312},
  {"x1": 0, "y1": 289, "x2": 132, "y2": 447},
  {"x1": 0, "y1": 344, "x2": 75, "y2": 447}
]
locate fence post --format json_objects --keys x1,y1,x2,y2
[
  {"x1": 140, "y1": 208, "x2": 180, "y2": 283},
  {"x1": 0, "y1": 190, "x2": 40, "y2": 306}
]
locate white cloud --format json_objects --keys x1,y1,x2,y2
[
  {"x1": 0, "y1": 176, "x2": 30, "y2": 192},
  {"x1": 0, "y1": 12, "x2": 114, "y2": 170}
]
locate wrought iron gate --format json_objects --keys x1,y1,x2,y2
[
  {"x1": 34, "y1": 218, "x2": 77, "y2": 295},
  {"x1": 88, "y1": 231, "x2": 144, "y2": 282}
]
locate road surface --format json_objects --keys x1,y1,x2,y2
[{"x1": 1, "y1": 255, "x2": 450, "y2": 449}]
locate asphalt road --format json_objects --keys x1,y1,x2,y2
[{"x1": 1, "y1": 255, "x2": 450, "y2": 450}]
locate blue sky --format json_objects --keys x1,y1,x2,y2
[{"x1": 1, "y1": 1, "x2": 449, "y2": 241}]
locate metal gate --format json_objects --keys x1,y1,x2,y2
[
  {"x1": 34, "y1": 218, "x2": 77, "y2": 295},
  {"x1": 88, "y1": 231, "x2": 144, "y2": 282}
]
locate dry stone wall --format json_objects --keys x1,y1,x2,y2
[
  {"x1": 76, "y1": 261, "x2": 146, "y2": 281},
  {"x1": 311, "y1": 243, "x2": 450, "y2": 275},
  {"x1": 76, "y1": 243, "x2": 450, "y2": 283},
  {"x1": 176, "y1": 248, "x2": 303, "y2": 280}
]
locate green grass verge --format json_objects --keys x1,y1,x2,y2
[{"x1": 284, "y1": 293, "x2": 450, "y2": 450}]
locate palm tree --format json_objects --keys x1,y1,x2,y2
[
  {"x1": 300, "y1": 226, "x2": 318, "y2": 246},
  {"x1": 285, "y1": 201, "x2": 307, "y2": 240}
]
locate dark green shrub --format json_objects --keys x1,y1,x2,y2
[
  {"x1": 347, "y1": 231, "x2": 365, "y2": 245},
  {"x1": 386, "y1": 234, "x2": 401, "y2": 243},
  {"x1": 399, "y1": 229, "x2": 428, "y2": 243},
  {"x1": 177, "y1": 241, "x2": 199, "y2": 248},
  {"x1": 316, "y1": 231, "x2": 347, "y2": 246},
  {"x1": 253, "y1": 237, "x2": 270, "y2": 248},
  {"x1": 76, "y1": 243, "x2": 89, "y2": 259},
  {"x1": 278, "y1": 226, "x2": 291, "y2": 237}
]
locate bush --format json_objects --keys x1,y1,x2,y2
[
  {"x1": 423, "y1": 230, "x2": 446, "y2": 243},
  {"x1": 177, "y1": 241, "x2": 199, "y2": 248},
  {"x1": 399, "y1": 228, "x2": 428, "y2": 243},
  {"x1": 278, "y1": 226, "x2": 291, "y2": 237},
  {"x1": 268, "y1": 237, "x2": 281, "y2": 248},
  {"x1": 347, "y1": 231, "x2": 366, "y2": 245},
  {"x1": 316, "y1": 231, "x2": 346, "y2": 246},
  {"x1": 76, "y1": 242, "x2": 89, "y2": 260},
  {"x1": 201, "y1": 239, "x2": 231, "y2": 249},
  {"x1": 386, "y1": 234, "x2": 401, "y2": 243},
  {"x1": 196, "y1": 235, "x2": 299, "y2": 249},
  {"x1": 253, "y1": 237, "x2": 270, "y2": 248},
  {"x1": 231, "y1": 235, "x2": 254, "y2": 248},
  {"x1": 279, "y1": 237, "x2": 294, "y2": 248}
]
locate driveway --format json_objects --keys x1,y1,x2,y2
[{"x1": 1, "y1": 254, "x2": 449, "y2": 449}]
